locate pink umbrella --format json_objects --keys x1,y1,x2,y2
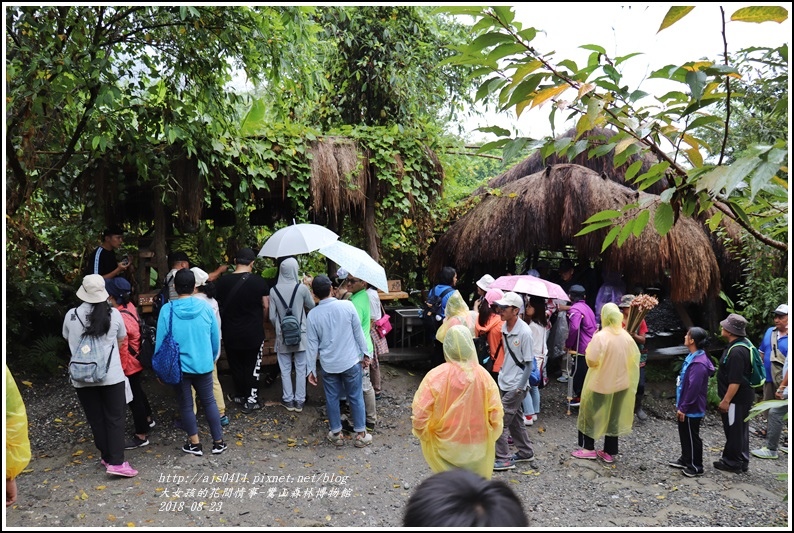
[{"x1": 490, "y1": 275, "x2": 568, "y2": 300}]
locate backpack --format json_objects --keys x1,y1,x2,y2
[
  {"x1": 152, "y1": 274, "x2": 172, "y2": 318},
  {"x1": 68, "y1": 313, "x2": 114, "y2": 383},
  {"x1": 723, "y1": 339, "x2": 765, "y2": 388},
  {"x1": 119, "y1": 309, "x2": 155, "y2": 369},
  {"x1": 151, "y1": 305, "x2": 182, "y2": 385},
  {"x1": 273, "y1": 285, "x2": 302, "y2": 348},
  {"x1": 422, "y1": 287, "x2": 454, "y2": 331},
  {"x1": 473, "y1": 334, "x2": 492, "y2": 372}
]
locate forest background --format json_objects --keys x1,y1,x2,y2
[{"x1": 3, "y1": 4, "x2": 790, "y2": 377}]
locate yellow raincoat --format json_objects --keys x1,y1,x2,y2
[
  {"x1": 6, "y1": 365, "x2": 31, "y2": 481},
  {"x1": 412, "y1": 325, "x2": 504, "y2": 479},
  {"x1": 436, "y1": 291, "x2": 476, "y2": 343},
  {"x1": 577, "y1": 303, "x2": 640, "y2": 439}
]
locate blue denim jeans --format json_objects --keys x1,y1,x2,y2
[
  {"x1": 522, "y1": 384, "x2": 540, "y2": 416},
  {"x1": 322, "y1": 362, "x2": 366, "y2": 433},
  {"x1": 177, "y1": 372, "x2": 223, "y2": 443}
]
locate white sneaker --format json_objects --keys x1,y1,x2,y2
[
  {"x1": 532, "y1": 414, "x2": 538, "y2": 422},
  {"x1": 524, "y1": 415, "x2": 534, "y2": 426},
  {"x1": 557, "y1": 375, "x2": 569, "y2": 383}
]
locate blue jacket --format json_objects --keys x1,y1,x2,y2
[
  {"x1": 155, "y1": 297, "x2": 220, "y2": 375},
  {"x1": 676, "y1": 349, "x2": 715, "y2": 418},
  {"x1": 759, "y1": 326, "x2": 788, "y2": 383}
]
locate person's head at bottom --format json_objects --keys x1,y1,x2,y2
[{"x1": 403, "y1": 469, "x2": 528, "y2": 527}]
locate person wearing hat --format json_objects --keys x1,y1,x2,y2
[
  {"x1": 215, "y1": 247, "x2": 271, "y2": 414},
  {"x1": 561, "y1": 285, "x2": 597, "y2": 405},
  {"x1": 335, "y1": 268, "x2": 352, "y2": 300},
  {"x1": 714, "y1": 313, "x2": 755, "y2": 473},
  {"x1": 472, "y1": 274, "x2": 495, "y2": 313},
  {"x1": 190, "y1": 267, "x2": 229, "y2": 427},
  {"x1": 475, "y1": 288, "x2": 506, "y2": 382},
  {"x1": 62, "y1": 274, "x2": 137, "y2": 477},
  {"x1": 751, "y1": 304, "x2": 788, "y2": 459},
  {"x1": 105, "y1": 277, "x2": 155, "y2": 449},
  {"x1": 618, "y1": 295, "x2": 649, "y2": 421},
  {"x1": 87, "y1": 225, "x2": 130, "y2": 279},
  {"x1": 492, "y1": 292, "x2": 537, "y2": 471}
]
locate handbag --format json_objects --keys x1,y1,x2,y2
[
  {"x1": 374, "y1": 303, "x2": 392, "y2": 337},
  {"x1": 152, "y1": 305, "x2": 182, "y2": 385}
]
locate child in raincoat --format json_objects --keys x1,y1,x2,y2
[
  {"x1": 436, "y1": 291, "x2": 477, "y2": 343},
  {"x1": 412, "y1": 325, "x2": 504, "y2": 479},
  {"x1": 572, "y1": 303, "x2": 640, "y2": 463}
]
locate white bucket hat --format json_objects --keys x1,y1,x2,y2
[
  {"x1": 77, "y1": 274, "x2": 110, "y2": 303},
  {"x1": 191, "y1": 267, "x2": 209, "y2": 287},
  {"x1": 476, "y1": 274, "x2": 495, "y2": 291}
]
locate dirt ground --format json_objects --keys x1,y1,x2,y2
[{"x1": 4, "y1": 360, "x2": 791, "y2": 529}]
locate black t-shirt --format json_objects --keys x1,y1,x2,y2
[
  {"x1": 215, "y1": 272, "x2": 269, "y2": 350},
  {"x1": 717, "y1": 339, "x2": 755, "y2": 405},
  {"x1": 86, "y1": 247, "x2": 118, "y2": 276}
]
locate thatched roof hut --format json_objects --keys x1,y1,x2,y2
[{"x1": 429, "y1": 164, "x2": 721, "y2": 304}]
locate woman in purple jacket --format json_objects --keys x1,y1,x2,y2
[{"x1": 670, "y1": 327, "x2": 715, "y2": 477}]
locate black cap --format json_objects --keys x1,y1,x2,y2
[
  {"x1": 168, "y1": 251, "x2": 190, "y2": 267},
  {"x1": 312, "y1": 274, "x2": 332, "y2": 294},
  {"x1": 235, "y1": 247, "x2": 257, "y2": 264},
  {"x1": 103, "y1": 225, "x2": 125, "y2": 237},
  {"x1": 174, "y1": 268, "x2": 196, "y2": 295}
]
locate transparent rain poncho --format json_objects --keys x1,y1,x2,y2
[
  {"x1": 577, "y1": 303, "x2": 640, "y2": 440},
  {"x1": 6, "y1": 365, "x2": 31, "y2": 481},
  {"x1": 435, "y1": 290, "x2": 477, "y2": 343},
  {"x1": 412, "y1": 325, "x2": 504, "y2": 479}
]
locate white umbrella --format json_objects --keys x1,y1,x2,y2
[
  {"x1": 258, "y1": 223, "x2": 339, "y2": 258},
  {"x1": 318, "y1": 241, "x2": 389, "y2": 293}
]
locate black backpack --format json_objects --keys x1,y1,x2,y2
[
  {"x1": 273, "y1": 285, "x2": 302, "y2": 347},
  {"x1": 422, "y1": 286, "x2": 454, "y2": 331},
  {"x1": 120, "y1": 309, "x2": 155, "y2": 369},
  {"x1": 152, "y1": 274, "x2": 172, "y2": 318},
  {"x1": 473, "y1": 332, "x2": 500, "y2": 373}
]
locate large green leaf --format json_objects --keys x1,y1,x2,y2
[
  {"x1": 658, "y1": 6, "x2": 695, "y2": 32},
  {"x1": 730, "y1": 6, "x2": 788, "y2": 23},
  {"x1": 653, "y1": 202, "x2": 675, "y2": 235}
]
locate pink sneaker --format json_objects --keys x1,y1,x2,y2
[
  {"x1": 571, "y1": 449, "x2": 597, "y2": 460},
  {"x1": 100, "y1": 459, "x2": 108, "y2": 467},
  {"x1": 106, "y1": 461, "x2": 138, "y2": 477},
  {"x1": 597, "y1": 450, "x2": 615, "y2": 464}
]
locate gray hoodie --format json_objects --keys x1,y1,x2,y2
[{"x1": 269, "y1": 258, "x2": 316, "y2": 353}]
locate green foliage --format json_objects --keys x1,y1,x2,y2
[
  {"x1": 14, "y1": 336, "x2": 69, "y2": 377},
  {"x1": 438, "y1": 5, "x2": 789, "y2": 253}
]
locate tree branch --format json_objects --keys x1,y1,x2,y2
[
  {"x1": 717, "y1": 7, "x2": 731, "y2": 166},
  {"x1": 713, "y1": 200, "x2": 786, "y2": 250}
]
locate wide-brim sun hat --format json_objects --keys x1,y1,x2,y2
[
  {"x1": 720, "y1": 313, "x2": 748, "y2": 337},
  {"x1": 476, "y1": 274, "x2": 495, "y2": 291},
  {"x1": 77, "y1": 274, "x2": 110, "y2": 303}
]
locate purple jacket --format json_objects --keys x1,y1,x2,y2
[
  {"x1": 676, "y1": 350, "x2": 716, "y2": 417},
  {"x1": 565, "y1": 301, "x2": 597, "y2": 354}
]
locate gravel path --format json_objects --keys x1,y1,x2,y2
[{"x1": 6, "y1": 362, "x2": 790, "y2": 528}]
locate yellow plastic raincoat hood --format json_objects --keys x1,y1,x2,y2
[
  {"x1": 412, "y1": 325, "x2": 504, "y2": 479},
  {"x1": 577, "y1": 303, "x2": 640, "y2": 439},
  {"x1": 436, "y1": 290, "x2": 476, "y2": 342}
]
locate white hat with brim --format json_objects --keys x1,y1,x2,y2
[
  {"x1": 774, "y1": 304, "x2": 789, "y2": 316},
  {"x1": 191, "y1": 267, "x2": 210, "y2": 287},
  {"x1": 77, "y1": 274, "x2": 110, "y2": 303},
  {"x1": 495, "y1": 291, "x2": 523, "y2": 308},
  {"x1": 476, "y1": 274, "x2": 495, "y2": 291}
]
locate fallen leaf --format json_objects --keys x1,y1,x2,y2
[
  {"x1": 72, "y1": 450, "x2": 84, "y2": 457},
  {"x1": 287, "y1": 437, "x2": 297, "y2": 443},
  {"x1": 78, "y1": 490, "x2": 89, "y2": 500},
  {"x1": 54, "y1": 418, "x2": 63, "y2": 423},
  {"x1": 108, "y1": 514, "x2": 117, "y2": 521},
  {"x1": 521, "y1": 470, "x2": 534, "y2": 475},
  {"x1": 77, "y1": 514, "x2": 86, "y2": 520},
  {"x1": 236, "y1": 441, "x2": 243, "y2": 446},
  {"x1": 236, "y1": 433, "x2": 244, "y2": 438},
  {"x1": 273, "y1": 434, "x2": 280, "y2": 439},
  {"x1": 304, "y1": 463, "x2": 313, "y2": 467},
  {"x1": 67, "y1": 411, "x2": 74, "y2": 417},
  {"x1": 508, "y1": 479, "x2": 519, "y2": 484},
  {"x1": 287, "y1": 443, "x2": 296, "y2": 447},
  {"x1": 127, "y1": 522, "x2": 136, "y2": 527},
  {"x1": 21, "y1": 380, "x2": 33, "y2": 388},
  {"x1": 408, "y1": 372, "x2": 415, "y2": 376},
  {"x1": 656, "y1": 495, "x2": 666, "y2": 500},
  {"x1": 22, "y1": 468, "x2": 34, "y2": 473},
  {"x1": 96, "y1": 485, "x2": 107, "y2": 490},
  {"x1": 155, "y1": 487, "x2": 165, "y2": 493},
  {"x1": 393, "y1": 484, "x2": 401, "y2": 488},
  {"x1": 326, "y1": 515, "x2": 331, "y2": 521}
]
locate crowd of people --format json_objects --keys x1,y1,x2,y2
[{"x1": 6, "y1": 226, "x2": 787, "y2": 527}]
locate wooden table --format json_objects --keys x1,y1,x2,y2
[{"x1": 378, "y1": 291, "x2": 409, "y2": 301}]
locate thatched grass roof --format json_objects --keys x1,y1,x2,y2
[
  {"x1": 475, "y1": 127, "x2": 669, "y2": 196},
  {"x1": 430, "y1": 164, "x2": 721, "y2": 303}
]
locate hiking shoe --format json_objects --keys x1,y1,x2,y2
[
  {"x1": 281, "y1": 400, "x2": 296, "y2": 412},
  {"x1": 635, "y1": 409, "x2": 648, "y2": 421},
  {"x1": 124, "y1": 435, "x2": 149, "y2": 449},
  {"x1": 227, "y1": 394, "x2": 245, "y2": 405},
  {"x1": 557, "y1": 375, "x2": 569, "y2": 383},
  {"x1": 366, "y1": 422, "x2": 376, "y2": 433},
  {"x1": 327, "y1": 431, "x2": 345, "y2": 446},
  {"x1": 100, "y1": 459, "x2": 109, "y2": 468},
  {"x1": 511, "y1": 452, "x2": 535, "y2": 463},
  {"x1": 493, "y1": 459, "x2": 516, "y2": 471},
  {"x1": 571, "y1": 449, "x2": 597, "y2": 460},
  {"x1": 375, "y1": 393, "x2": 382, "y2": 401},
  {"x1": 182, "y1": 441, "x2": 203, "y2": 456},
  {"x1": 294, "y1": 401, "x2": 304, "y2": 413},
  {"x1": 597, "y1": 450, "x2": 615, "y2": 464},
  {"x1": 241, "y1": 401, "x2": 261, "y2": 414},
  {"x1": 148, "y1": 418, "x2": 156, "y2": 429},
  {"x1": 219, "y1": 415, "x2": 230, "y2": 427},
  {"x1": 569, "y1": 397, "x2": 581, "y2": 407},
  {"x1": 668, "y1": 458, "x2": 687, "y2": 469},
  {"x1": 354, "y1": 432, "x2": 373, "y2": 448},
  {"x1": 682, "y1": 466, "x2": 704, "y2": 477},
  {"x1": 713, "y1": 460, "x2": 742, "y2": 473},
  {"x1": 212, "y1": 441, "x2": 228, "y2": 455},
  {"x1": 341, "y1": 419, "x2": 356, "y2": 433},
  {"x1": 751, "y1": 447, "x2": 779, "y2": 459},
  {"x1": 106, "y1": 461, "x2": 138, "y2": 477},
  {"x1": 524, "y1": 415, "x2": 534, "y2": 426},
  {"x1": 779, "y1": 445, "x2": 788, "y2": 454}
]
